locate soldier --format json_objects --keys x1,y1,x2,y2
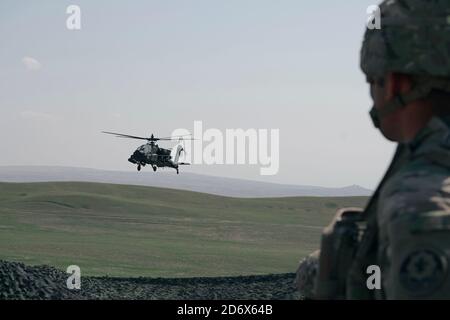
[{"x1": 296, "y1": 0, "x2": 450, "y2": 299}]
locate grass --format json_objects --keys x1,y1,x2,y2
[{"x1": 0, "y1": 182, "x2": 368, "y2": 277}]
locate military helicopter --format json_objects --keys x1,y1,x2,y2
[{"x1": 102, "y1": 131, "x2": 193, "y2": 174}]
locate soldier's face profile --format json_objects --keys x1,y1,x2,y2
[{"x1": 369, "y1": 78, "x2": 399, "y2": 141}]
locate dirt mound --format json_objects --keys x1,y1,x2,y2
[{"x1": 0, "y1": 260, "x2": 299, "y2": 300}]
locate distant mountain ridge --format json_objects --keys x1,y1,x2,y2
[{"x1": 0, "y1": 166, "x2": 372, "y2": 198}]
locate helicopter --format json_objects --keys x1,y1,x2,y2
[{"x1": 102, "y1": 131, "x2": 193, "y2": 174}]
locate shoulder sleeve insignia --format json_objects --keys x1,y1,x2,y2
[{"x1": 399, "y1": 248, "x2": 448, "y2": 296}]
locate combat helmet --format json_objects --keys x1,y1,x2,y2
[{"x1": 360, "y1": 0, "x2": 450, "y2": 127}]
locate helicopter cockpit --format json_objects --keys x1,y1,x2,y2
[{"x1": 137, "y1": 144, "x2": 158, "y2": 154}]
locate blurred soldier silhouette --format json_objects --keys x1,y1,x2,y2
[{"x1": 296, "y1": 0, "x2": 450, "y2": 299}]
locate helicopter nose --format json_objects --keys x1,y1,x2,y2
[{"x1": 128, "y1": 156, "x2": 137, "y2": 164}]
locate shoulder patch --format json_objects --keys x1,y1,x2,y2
[{"x1": 399, "y1": 248, "x2": 448, "y2": 296}]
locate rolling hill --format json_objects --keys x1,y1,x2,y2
[
  {"x1": 0, "y1": 166, "x2": 373, "y2": 197},
  {"x1": 0, "y1": 182, "x2": 368, "y2": 278}
]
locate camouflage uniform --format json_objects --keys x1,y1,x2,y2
[
  {"x1": 361, "y1": 0, "x2": 450, "y2": 299},
  {"x1": 297, "y1": 0, "x2": 450, "y2": 299},
  {"x1": 377, "y1": 116, "x2": 450, "y2": 299},
  {"x1": 294, "y1": 250, "x2": 319, "y2": 299}
]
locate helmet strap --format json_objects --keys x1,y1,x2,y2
[
  {"x1": 368, "y1": 78, "x2": 450, "y2": 128},
  {"x1": 369, "y1": 106, "x2": 381, "y2": 128}
]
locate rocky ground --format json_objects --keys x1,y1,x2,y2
[{"x1": 0, "y1": 260, "x2": 300, "y2": 300}]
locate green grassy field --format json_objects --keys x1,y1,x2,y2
[{"x1": 0, "y1": 182, "x2": 368, "y2": 278}]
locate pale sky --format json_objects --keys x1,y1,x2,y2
[{"x1": 0, "y1": 0, "x2": 395, "y2": 189}]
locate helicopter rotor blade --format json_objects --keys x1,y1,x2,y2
[
  {"x1": 103, "y1": 132, "x2": 197, "y2": 141},
  {"x1": 102, "y1": 131, "x2": 149, "y2": 140},
  {"x1": 157, "y1": 134, "x2": 195, "y2": 140},
  {"x1": 157, "y1": 138, "x2": 197, "y2": 141}
]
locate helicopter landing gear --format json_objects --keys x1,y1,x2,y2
[
  {"x1": 176, "y1": 168, "x2": 179, "y2": 175},
  {"x1": 152, "y1": 166, "x2": 157, "y2": 172},
  {"x1": 137, "y1": 164, "x2": 141, "y2": 171}
]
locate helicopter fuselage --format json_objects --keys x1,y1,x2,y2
[{"x1": 128, "y1": 142, "x2": 182, "y2": 173}]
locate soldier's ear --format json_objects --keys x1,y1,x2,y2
[{"x1": 385, "y1": 72, "x2": 414, "y2": 102}]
